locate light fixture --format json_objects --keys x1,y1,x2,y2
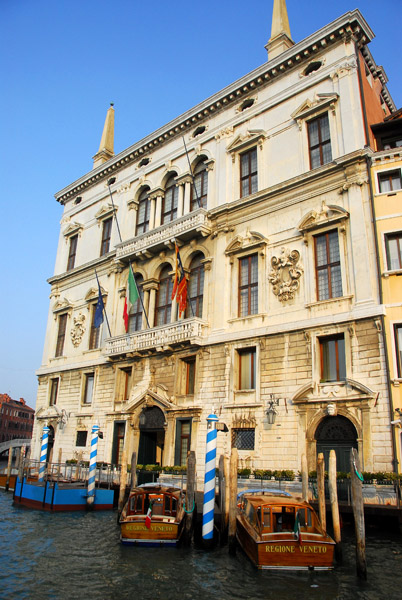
[
  {"x1": 266, "y1": 396, "x2": 280, "y2": 425},
  {"x1": 139, "y1": 410, "x2": 146, "y2": 426}
]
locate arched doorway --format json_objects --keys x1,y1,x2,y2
[
  {"x1": 138, "y1": 406, "x2": 165, "y2": 467},
  {"x1": 46, "y1": 425, "x2": 55, "y2": 463},
  {"x1": 316, "y1": 415, "x2": 357, "y2": 472}
]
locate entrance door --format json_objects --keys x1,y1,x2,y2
[
  {"x1": 316, "y1": 415, "x2": 357, "y2": 472},
  {"x1": 138, "y1": 406, "x2": 165, "y2": 468}
]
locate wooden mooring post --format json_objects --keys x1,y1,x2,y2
[
  {"x1": 228, "y1": 448, "x2": 238, "y2": 555},
  {"x1": 130, "y1": 452, "x2": 137, "y2": 491},
  {"x1": 317, "y1": 452, "x2": 326, "y2": 533},
  {"x1": 328, "y1": 449, "x2": 342, "y2": 563},
  {"x1": 184, "y1": 451, "x2": 196, "y2": 545},
  {"x1": 218, "y1": 455, "x2": 229, "y2": 543},
  {"x1": 5, "y1": 447, "x2": 13, "y2": 491},
  {"x1": 301, "y1": 453, "x2": 308, "y2": 502},
  {"x1": 118, "y1": 448, "x2": 128, "y2": 514},
  {"x1": 350, "y1": 447, "x2": 367, "y2": 579}
]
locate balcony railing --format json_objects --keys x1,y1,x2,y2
[
  {"x1": 116, "y1": 209, "x2": 211, "y2": 261},
  {"x1": 104, "y1": 317, "x2": 208, "y2": 357}
]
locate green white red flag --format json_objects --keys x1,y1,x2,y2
[
  {"x1": 123, "y1": 267, "x2": 140, "y2": 332},
  {"x1": 145, "y1": 500, "x2": 153, "y2": 529}
]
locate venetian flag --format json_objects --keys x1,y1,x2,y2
[
  {"x1": 123, "y1": 267, "x2": 140, "y2": 332},
  {"x1": 171, "y1": 242, "x2": 187, "y2": 316},
  {"x1": 145, "y1": 500, "x2": 153, "y2": 529}
]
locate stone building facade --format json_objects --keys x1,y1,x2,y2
[
  {"x1": 33, "y1": 2, "x2": 399, "y2": 479},
  {"x1": 0, "y1": 394, "x2": 35, "y2": 444}
]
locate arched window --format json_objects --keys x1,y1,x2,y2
[
  {"x1": 186, "y1": 253, "x2": 204, "y2": 318},
  {"x1": 128, "y1": 274, "x2": 144, "y2": 333},
  {"x1": 191, "y1": 160, "x2": 208, "y2": 210},
  {"x1": 162, "y1": 174, "x2": 178, "y2": 224},
  {"x1": 156, "y1": 265, "x2": 173, "y2": 326},
  {"x1": 136, "y1": 188, "x2": 150, "y2": 236}
]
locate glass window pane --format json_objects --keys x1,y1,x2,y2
[
  {"x1": 330, "y1": 265, "x2": 343, "y2": 297},
  {"x1": 320, "y1": 114, "x2": 330, "y2": 142},
  {"x1": 328, "y1": 231, "x2": 340, "y2": 263},
  {"x1": 310, "y1": 147, "x2": 321, "y2": 169}
]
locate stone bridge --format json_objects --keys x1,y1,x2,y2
[{"x1": 0, "y1": 438, "x2": 31, "y2": 455}]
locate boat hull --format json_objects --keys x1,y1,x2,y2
[
  {"x1": 236, "y1": 517, "x2": 334, "y2": 570},
  {"x1": 120, "y1": 521, "x2": 182, "y2": 546}
]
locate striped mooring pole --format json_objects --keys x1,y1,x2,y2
[
  {"x1": 87, "y1": 424, "x2": 100, "y2": 506},
  {"x1": 202, "y1": 413, "x2": 219, "y2": 541},
  {"x1": 38, "y1": 426, "x2": 50, "y2": 483}
]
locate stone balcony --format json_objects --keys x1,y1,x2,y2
[
  {"x1": 116, "y1": 209, "x2": 211, "y2": 261},
  {"x1": 104, "y1": 317, "x2": 208, "y2": 357}
]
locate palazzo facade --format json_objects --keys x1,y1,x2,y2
[{"x1": 32, "y1": 3, "x2": 400, "y2": 478}]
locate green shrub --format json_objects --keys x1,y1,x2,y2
[{"x1": 238, "y1": 468, "x2": 251, "y2": 477}]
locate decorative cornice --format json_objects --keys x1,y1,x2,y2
[{"x1": 55, "y1": 11, "x2": 375, "y2": 205}]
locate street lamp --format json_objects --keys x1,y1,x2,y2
[{"x1": 266, "y1": 397, "x2": 280, "y2": 424}]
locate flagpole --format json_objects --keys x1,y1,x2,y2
[
  {"x1": 107, "y1": 177, "x2": 151, "y2": 329},
  {"x1": 182, "y1": 137, "x2": 201, "y2": 209},
  {"x1": 94, "y1": 269, "x2": 112, "y2": 337}
]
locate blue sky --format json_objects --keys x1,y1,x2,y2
[{"x1": 1, "y1": 0, "x2": 401, "y2": 408}]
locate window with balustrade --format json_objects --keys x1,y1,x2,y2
[
  {"x1": 162, "y1": 174, "x2": 178, "y2": 224},
  {"x1": 191, "y1": 159, "x2": 208, "y2": 210},
  {"x1": 156, "y1": 265, "x2": 173, "y2": 326},
  {"x1": 186, "y1": 253, "x2": 204, "y2": 318},
  {"x1": 136, "y1": 188, "x2": 151, "y2": 236}
]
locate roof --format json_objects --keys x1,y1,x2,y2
[{"x1": 244, "y1": 494, "x2": 311, "y2": 509}]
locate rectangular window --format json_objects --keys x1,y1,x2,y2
[
  {"x1": 55, "y1": 313, "x2": 67, "y2": 357},
  {"x1": 184, "y1": 357, "x2": 196, "y2": 395},
  {"x1": 83, "y1": 373, "x2": 94, "y2": 404},
  {"x1": 319, "y1": 334, "x2": 346, "y2": 382},
  {"x1": 238, "y1": 347, "x2": 256, "y2": 390},
  {"x1": 307, "y1": 113, "x2": 332, "y2": 169},
  {"x1": 67, "y1": 235, "x2": 78, "y2": 271},
  {"x1": 385, "y1": 232, "x2": 402, "y2": 270},
  {"x1": 100, "y1": 217, "x2": 112, "y2": 256},
  {"x1": 378, "y1": 170, "x2": 402, "y2": 193},
  {"x1": 395, "y1": 325, "x2": 402, "y2": 378},
  {"x1": 314, "y1": 230, "x2": 343, "y2": 301},
  {"x1": 239, "y1": 254, "x2": 258, "y2": 316},
  {"x1": 89, "y1": 305, "x2": 101, "y2": 350},
  {"x1": 49, "y1": 378, "x2": 59, "y2": 406},
  {"x1": 232, "y1": 428, "x2": 255, "y2": 450},
  {"x1": 121, "y1": 367, "x2": 132, "y2": 402},
  {"x1": 240, "y1": 148, "x2": 258, "y2": 197},
  {"x1": 176, "y1": 420, "x2": 191, "y2": 466},
  {"x1": 76, "y1": 431, "x2": 88, "y2": 447}
]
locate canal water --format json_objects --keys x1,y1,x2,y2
[{"x1": 1, "y1": 491, "x2": 401, "y2": 600}]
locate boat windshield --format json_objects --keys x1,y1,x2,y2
[{"x1": 129, "y1": 492, "x2": 178, "y2": 517}]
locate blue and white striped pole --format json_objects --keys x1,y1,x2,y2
[
  {"x1": 38, "y1": 426, "x2": 50, "y2": 482},
  {"x1": 87, "y1": 425, "x2": 100, "y2": 506},
  {"x1": 202, "y1": 413, "x2": 219, "y2": 541}
]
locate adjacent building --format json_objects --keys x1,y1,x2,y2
[
  {"x1": 0, "y1": 394, "x2": 35, "y2": 444},
  {"x1": 33, "y1": 1, "x2": 400, "y2": 478}
]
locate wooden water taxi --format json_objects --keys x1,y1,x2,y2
[
  {"x1": 236, "y1": 489, "x2": 335, "y2": 570},
  {"x1": 119, "y1": 483, "x2": 187, "y2": 546}
]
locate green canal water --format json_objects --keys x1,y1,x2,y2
[{"x1": 0, "y1": 490, "x2": 401, "y2": 599}]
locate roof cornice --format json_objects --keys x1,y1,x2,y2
[{"x1": 56, "y1": 10, "x2": 374, "y2": 205}]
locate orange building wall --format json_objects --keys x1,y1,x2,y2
[{"x1": 358, "y1": 52, "x2": 391, "y2": 150}]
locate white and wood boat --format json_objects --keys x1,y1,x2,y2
[
  {"x1": 119, "y1": 483, "x2": 186, "y2": 546},
  {"x1": 236, "y1": 489, "x2": 335, "y2": 570}
]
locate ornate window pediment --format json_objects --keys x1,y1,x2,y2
[
  {"x1": 298, "y1": 203, "x2": 349, "y2": 233},
  {"x1": 95, "y1": 203, "x2": 115, "y2": 222},
  {"x1": 52, "y1": 298, "x2": 73, "y2": 315},
  {"x1": 291, "y1": 93, "x2": 339, "y2": 125},
  {"x1": 292, "y1": 378, "x2": 376, "y2": 405},
  {"x1": 85, "y1": 286, "x2": 107, "y2": 303},
  {"x1": 225, "y1": 231, "x2": 268, "y2": 256},
  {"x1": 63, "y1": 222, "x2": 83, "y2": 238},
  {"x1": 268, "y1": 248, "x2": 303, "y2": 302},
  {"x1": 226, "y1": 129, "x2": 266, "y2": 158}
]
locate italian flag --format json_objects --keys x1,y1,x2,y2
[
  {"x1": 145, "y1": 501, "x2": 153, "y2": 529},
  {"x1": 123, "y1": 267, "x2": 140, "y2": 332}
]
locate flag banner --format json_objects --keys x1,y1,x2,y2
[
  {"x1": 123, "y1": 267, "x2": 140, "y2": 332},
  {"x1": 94, "y1": 278, "x2": 105, "y2": 328},
  {"x1": 293, "y1": 511, "x2": 301, "y2": 544},
  {"x1": 171, "y1": 242, "x2": 187, "y2": 316},
  {"x1": 145, "y1": 500, "x2": 153, "y2": 529}
]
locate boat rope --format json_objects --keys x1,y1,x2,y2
[
  {"x1": 353, "y1": 459, "x2": 364, "y2": 482},
  {"x1": 183, "y1": 498, "x2": 195, "y2": 514}
]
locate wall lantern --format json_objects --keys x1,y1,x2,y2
[
  {"x1": 266, "y1": 396, "x2": 280, "y2": 424},
  {"x1": 139, "y1": 410, "x2": 146, "y2": 427}
]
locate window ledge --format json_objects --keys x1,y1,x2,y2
[
  {"x1": 226, "y1": 403, "x2": 262, "y2": 409},
  {"x1": 228, "y1": 313, "x2": 266, "y2": 324},
  {"x1": 383, "y1": 269, "x2": 402, "y2": 278},
  {"x1": 306, "y1": 295, "x2": 353, "y2": 308}
]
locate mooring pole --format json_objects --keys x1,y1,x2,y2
[
  {"x1": 301, "y1": 453, "x2": 308, "y2": 502},
  {"x1": 5, "y1": 447, "x2": 13, "y2": 491},
  {"x1": 228, "y1": 448, "x2": 238, "y2": 555},
  {"x1": 118, "y1": 447, "x2": 128, "y2": 513},
  {"x1": 328, "y1": 449, "x2": 342, "y2": 563},
  {"x1": 202, "y1": 413, "x2": 218, "y2": 544},
  {"x1": 317, "y1": 452, "x2": 326, "y2": 534},
  {"x1": 87, "y1": 425, "x2": 100, "y2": 507},
  {"x1": 38, "y1": 426, "x2": 50, "y2": 483},
  {"x1": 184, "y1": 450, "x2": 196, "y2": 544},
  {"x1": 130, "y1": 452, "x2": 137, "y2": 491},
  {"x1": 350, "y1": 448, "x2": 367, "y2": 579}
]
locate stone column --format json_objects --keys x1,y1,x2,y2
[
  {"x1": 183, "y1": 179, "x2": 191, "y2": 214},
  {"x1": 177, "y1": 183, "x2": 184, "y2": 218}
]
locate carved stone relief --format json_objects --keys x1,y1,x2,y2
[
  {"x1": 268, "y1": 248, "x2": 303, "y2": 302},
  {"x1": 70, "y1": 313, "x2": 86, "y2": 347}
]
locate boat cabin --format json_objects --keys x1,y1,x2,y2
[{"x1": 128, "y1": 489, "x2": 180, "y2": 518}]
